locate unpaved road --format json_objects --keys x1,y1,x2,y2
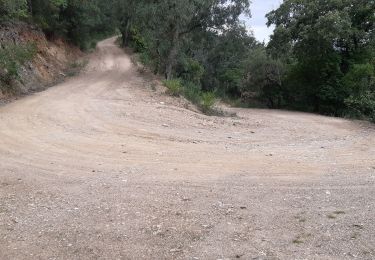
[{"x1": 1, "y1": 38, "x2": 375, "y2": 260}]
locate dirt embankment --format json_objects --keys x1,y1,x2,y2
[{"x1": 0, "y1": 22, "x2": 82, "y2": 102}]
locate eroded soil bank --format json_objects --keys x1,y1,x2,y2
[{"x1": 0, "y1": 22, "x2": 82, "y2": 103}]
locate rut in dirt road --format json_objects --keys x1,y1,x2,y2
[{"x1": 1, "y1": 38, "x2": 375, "y2": 260}]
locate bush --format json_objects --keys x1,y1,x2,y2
[
  {"x1": 163, "y1": 79, "x2": 218, "y2": 114},
  {"x1": 129, "y1": 27, "x2": 146, "y2": 53},
  {"x1": 139, "y1": 52, "x2": 152, "y2": 67},
  {"x1": 0, "y1": 43, "x2": 37, "y2": 87},
  {"x1": 183, "y1": 81, "x2": 202, "y2": 104},
  {"x1": 200, "y1": 92, "x2": 216, "y2": 112},
  {"x1": 163, "y1": 79, "x2": 182, "y2": 96},
  {"x1": 345, "y1": 91, "x2": 375, "y2": 122},
  {"x1": 242, "y1": 47, "x2": 285, "y2": 108},
  {"x1": 342, "y1": 64, "x2": 375, "y2": 121},
  {"x1": 343, "y1": 64, "x2": 374, "y2": 95},
  {"x1": 180, "y1": 58, "x2": 204, "y2": 84},
  {"x1": 66, "y1": 60, "x2": 88, "y2": 77},
  {"x1": 0, "y1": 0, "x2": 28, "y2": 21}
]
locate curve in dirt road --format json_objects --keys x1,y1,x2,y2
[{"x1": 1, "y1": 37, "x2": 375, "y2": 259}]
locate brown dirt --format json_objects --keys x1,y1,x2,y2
[
  {"x1": 0, "y1": 21, "x2": 82, "y2": 101},
  {"x1": 1, "y1": 38, "x2": 374, "y2": 260}
]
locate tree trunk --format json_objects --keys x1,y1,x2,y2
[
  {"x1": 165, "y1": 56, "x2": 174, "y2": 80},
  {"x1": 121, "y1": 18, "x2": 131, "y2": 47},
  {"x1": 267, "y1": 97, "x2": 274, "y2": 108},
  {"x1": 27, "y1": 0, "x2": 33, "y2": 14},
  {"x1": 165, "y1": 30, "x2": 179, "y2": 80}
]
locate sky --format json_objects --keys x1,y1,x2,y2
[{"x1": 244, "y1": 0, "x2": 282, "y2": 43}]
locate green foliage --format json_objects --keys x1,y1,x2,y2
[
  {"x1": 0, "y1": 43, "x2": 37, "y2": 88},
  {"x1": 25, "y1": 0, "x2": 116, "y2": 49},
  {"x1": 345, "y1": 91, "x2": 375, "y2": 122},
  {"x1": 0, "y1": 0, "x2": 28, "y2": 21},
  {"x1": 266, "y1": 0, "x2": 375, "y2": 120},
  {"x1": 31, "y1": 0, "x2": 68, "y2": 34},
  {"x1": 343, "y1": 64, "x2": 375, "y2": 95},
  {"x1": 162, "y1": 78, "x2": 216, "y2": 114},
  {"x1": 183, "y1": 81, "x2": 202, "y2": 105},
  {"x1": 115, "y1": 0, "x2": 251, "y2": 80},
  {"x1": 242, "y1": 47, "x2": 285, "y2": 108},
  {"x1": 113, "y1": 0, "x2": 263, "y2": 114},
  {"x1": 3, "y1": 0, "x2": 374, "y2": 122},
  {"x1": 201, "y1": 26, "x2": 257, "y2": 96},
  {"x1": 180, "y1": 58, "x2": 204, "y2": 85},
  {"x1": 343, "y1": 64, "x2": 375, "y2": 121},
  {"x1": 200, "y1": 92, "x2": 216, "y2": 113},
  {"x1": 163, "y1": 79, "x2": 182, "y2": 96},
  {"x1": 219, "y1": 68, "x2": 243, "y2": 94},
  {"x1": 139, "y1": 52, "x2": 152, "y2": 67},
  {"x1": 61, "y1": 0, "x2": 116, "y2": 50},
  {"x1": 66, "y1": 59, "x2": 87, "y2": 77},
  {"x1": 128, "y1": 27, "x2": 146, "y2": 53}
]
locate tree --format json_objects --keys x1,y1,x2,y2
[
  {"x1": 30, "y1": 0, "x2": 68, "y2": 36},
  {"x1": 200, "y1": 25, "x2": 257, "y2": 95},
  {"x1": 242, "y1": 47, "x2": 285, "y2": 108},
  {"x1": 60, "y1": 0, "x2": 116, "y2": 49},
  {"x1": 117, "y1": 0, "x2": 251, "y2": 79},
  {"x1": 113, "y1": 0, "x2": 142, "y2": 47},
  {"x1": 267, "y1": 0, "x2": 375, "y2": 115},
  {"x1": 0, "y1": 0, "x2": 28, "y2": 21},
  {"x1": 156, "y1": 0, "x2": 251, "y2": 79}
]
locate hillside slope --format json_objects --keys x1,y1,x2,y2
[
  {"x1": 0, "y1": 22, "x2": 82, "y2": 102},
  {"x1": 0, "y1": 38, "x2": 374, "y2": 259}
]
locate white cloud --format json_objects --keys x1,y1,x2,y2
[
  {"x1": 243, "y1": 0, "x2": 281, "y2": 43},
  {"x1": 251, "y1": 25, "x2": 275, "y2": 43}
]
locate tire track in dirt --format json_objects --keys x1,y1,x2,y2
[{"x1": 0, "y1": 37, "x2": 374, "y2": 259}]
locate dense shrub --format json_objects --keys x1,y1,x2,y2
[
  {"x1": 162, "y1": 78, "x2": 216, "y2": 114},
  {"x1": 179, "y1": 58, "x2": 204, "y2": 85},
  {"x1": 163, "y1": 79, "x2": 182, "y2": 96},
  {"x1": 182, "y1": 81, "x2": 202, "y2": 105},
  {"x1": 128, "y1": 28, "x2": 146, "y2": 53},
  {"x1": 345, "y1": 91, "x2": 375, "y2": 122},
  {"x1": 200, "y1": 92, "x2": 216, "y2": 113},
  {"x1": 0, "y1": 43, "x2": 37, "y2": 87},
  {"x1": 0, "y1": 0, "x2": 28, "y2": 21}
]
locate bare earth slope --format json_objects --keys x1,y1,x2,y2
[
  {"x1": 0, "y1": 22, "x2": 82, "y2": 102},
  {"x1": 1, "y1": 38, "x2": 374, "y2": 260}
]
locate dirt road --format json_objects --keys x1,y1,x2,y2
[{"x1": 1, "y1": 38, "x2": 374, "y2": 260}]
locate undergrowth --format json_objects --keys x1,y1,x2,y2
[
  {"x1": 0, "y1": 42, "x2": 37, "y2": 91},
  {"x1": 123, "y1": 39, "x2": 220, "y2": 115},
  {"x1": 200, "y1": 92, "x2": 216, "y2": 113},
  {"x1": 163, "y1": 78, "x2": 218, "y2": 114},
  {"x1": 66, "y1": 60, "x2": 88, "y2": 77},
  {"x1": 163, "y1": 79, "x2": 182, "y2": 96}
]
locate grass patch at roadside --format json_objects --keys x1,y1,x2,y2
[
  {"x1": 163, "y1": 78, "x2": 220, "y2": 115},
  {"x1": 66, "y1": 60, "x2": 88, "y2": 77},
  {"x1": 0, "y1": 42, "x2": 37, "y2": 92},
  {"x1": 163, "y1": 79, "x2": 182, "y2": 96},
  {"x1": 201, "y1": 92, "x2": 216, "y2": 113}
]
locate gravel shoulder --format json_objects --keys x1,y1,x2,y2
[{"x1": 0, "y1": 38, "x2": 374, "y2": 260}]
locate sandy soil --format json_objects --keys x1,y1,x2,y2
[{"x1": 1, "y1": 38, "x2": 375, "y2": 260}]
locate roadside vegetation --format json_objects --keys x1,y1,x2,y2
[
  {"x1": 163, "y1": 78, "x2": 218, "y2": 114},
  {"x1": 1, "y1": 0, "x2": 116, "y2": 93},
  {"x1": 0, "y1": 0, "x2": 116, "y2": 50},
  {"x1": 0, "y1": 42, "x2": 37, "y2": 92},
  {"x1": 113, "y1": 0, "x2": 374, "y2": 121},
  {"x1": 1, "y1": 0, "x2": 374, "y2": 121}
]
